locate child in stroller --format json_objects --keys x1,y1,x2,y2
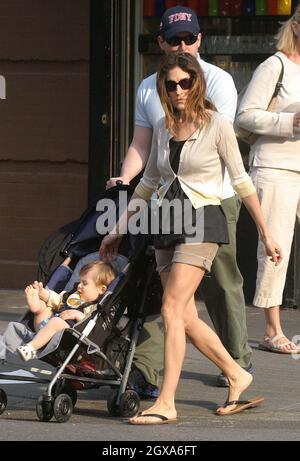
[
  {"x1": 17, "y1": 261, "x2": 116, "y2": 361},
  {"x1": 0, "y1": 184, "x2": 162, "y2": 422}
]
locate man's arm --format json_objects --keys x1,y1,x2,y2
[{"x1": 106, "y1": 125, "x2": 153, "y2": 189}]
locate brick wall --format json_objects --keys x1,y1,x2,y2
[{"x1": 0, "y1": 1, "x2": 90, "y2": 288}]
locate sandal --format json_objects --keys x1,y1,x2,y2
[
  {"x1": 216, "y1": 396, "x2": 264, "y2": 416},
  {"x1": 258, "y1": 334, "x2": 300, "y2": 354},
  {"x1": 128, "y1": 413, "x2": 178, "y2": 425}
]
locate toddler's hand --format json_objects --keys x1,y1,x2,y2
[{"x1": 59, "y1": 310, "x2": 84, "y2": 322}]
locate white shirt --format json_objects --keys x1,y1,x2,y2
[{"x1": 135, "y1": 55, "x2": 238, "y2": 199}]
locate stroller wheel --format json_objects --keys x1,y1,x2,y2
[
  {"x1": 53, "y1": 393, "x2": 73, "y2": 423},
  {"x1": 0, "y1": 389, "x2": 7, "y2": 415},
  {"x1": 107, "y1": 389, "x2": 121, "y2": 417},
  {"x1": 53, "y1": 382, "x2": 78, "y2": 408},
  {"x1": 119, "y1": 390, "x2": 140, "y2": 418},
  {"x1": 36, "y1": 395, "x2": 54, "y2": 422}
]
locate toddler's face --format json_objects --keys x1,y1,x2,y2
[{"x1": 77, "y1": 268, "x2": 106, "y2": 302}]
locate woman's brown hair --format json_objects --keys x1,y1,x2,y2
[{"x1": 156, "y1": 52, "x2": 216, "y2": 136}]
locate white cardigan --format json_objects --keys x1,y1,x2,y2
[
  {"x1": 236, "y1": 52, "x2": 300, "y2": 172},
  {"x1": 135, "y1": 111, "x2": 255, "y2": 209}
]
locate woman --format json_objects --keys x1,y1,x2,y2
[
  {"x1": 100, "y1": 52, "x2": 282, "y2": 424},
  {"x1": 236, "y1": 6, "x2": 300, "y2": 354}
]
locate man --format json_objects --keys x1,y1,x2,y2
[{"x1": 107, "y1": 5, "x2": 253, "y2": 390}]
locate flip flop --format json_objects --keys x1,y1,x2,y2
[
  {"x1": 216, "y1": 396, "x2": 265, "y2": 416},
  {"x1": 128, "y1": 413, "x2": 178, "y2": 426}
]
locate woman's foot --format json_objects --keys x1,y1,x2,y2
[
  {"x1": 216, "y1": 368, "x2": 253, "y2": 415},
  {"x1": 25, "y1": 285, "x2": 44, "y2": 314},
  {"x1": 259, "y1": 334, "x2": 300, "y2": 354},
  {"x1": 128, "y1": 399, "x2": 177, "y2": 425}
]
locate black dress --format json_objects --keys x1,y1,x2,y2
[{"x1": 154, "y1": 138, "x2": 229, "y2": 250}]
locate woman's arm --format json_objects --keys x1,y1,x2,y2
[
  {"x1": 100, "y1": 123, "x2": 163, "y2": 260},
  {"x1": 236, "y1": 58, "x2": 294, "y2": 138},
  {"x1": 216, "y1": 115, "x2": 282, "y2": 264}
]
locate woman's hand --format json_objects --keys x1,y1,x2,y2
[
  {"x1": 99, "y1": 233, "x2": 123, "y2": 262},
  {"x1": 262, "y1": 236, "x2": 283, "y2": 266}
]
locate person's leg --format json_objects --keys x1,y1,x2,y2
[
  {"x1": 252, "y1": 168, "x2": 300, "y2": 351},
  {"x1": 30, "y1": 317, "x2": 68, "y2": 351},
  {"x1": 131, "y1": 315, "x2": 164, "y2": 388},
  {"x1": 200, "y1": 195, "x2": 252, "y2": 368},
  {"x1": 183, "y1": 296, "x2": 253, "y2": 414},
  {"x1": 17, "y1": 317, "x2": 69, "y2": 361},
  {"x1": 129, "y1": 262, "x2": 253, "y2": 424}
]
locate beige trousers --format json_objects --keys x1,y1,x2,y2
[{"x1": 251, "y1": 167, "x2": 300, "y2": 308}]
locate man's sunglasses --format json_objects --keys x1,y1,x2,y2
[
  {"x1": 165, "y1": 34, "x2": 198, "y2": 47},
  {"x1": 165, "y1": 77, "x2": 194, "y2": 92}
]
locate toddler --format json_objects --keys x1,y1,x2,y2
[{"x1": 17, "y1": 261, "x2": 116, "y2": 361}]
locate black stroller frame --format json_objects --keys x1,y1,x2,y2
[{"x1": 0, "y1": 186, "x2": 162, "y2": 422}]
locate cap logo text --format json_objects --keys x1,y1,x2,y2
[{"x1": 168, "y1": 13, "x2": 192, "y2": 24}]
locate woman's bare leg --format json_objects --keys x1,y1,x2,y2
[
  {"x1": 264, "y1": 306, "x2": 299, "y2": 351},
  {"x1": 130, "y1": 263, "x2": 253, "y2": 423},
  {"x1": 182, "y1": 297, "x2": 253, "y2": 414},
  {"x1": 29, "y1": 317, "x2": 69, "y2": 351},
  {"x1": 129, "y1": 263, "x2": 206, "y2": 424}
]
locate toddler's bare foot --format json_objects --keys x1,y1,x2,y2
[
  {"x1": 25, "y1": 285, "x2": 44, "y2": 314},
  {"x1": 32, "y1": 281, "x2": 49, "y2": 303}
]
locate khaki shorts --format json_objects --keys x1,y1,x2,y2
[{"x1": 155, "y1": 242, "x2": 219, "y2": 274}]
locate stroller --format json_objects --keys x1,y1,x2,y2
[{"x1": 0, "y1": 185, "x2": 162, "y2": 423}]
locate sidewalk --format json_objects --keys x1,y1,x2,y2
[{"x1": 0, "y1": 289, "x2": 300, "y2": 441}]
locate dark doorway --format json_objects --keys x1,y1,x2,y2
[{"x1": 88, "y1": 0, "x2": 135, "y2": 203}]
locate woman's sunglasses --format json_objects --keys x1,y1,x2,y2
[
  {"x1": 165, "y1": 34, "x2": 198, "y2": 47},
  {"x1": 165, "y1": 77, "x2": 194, "y2": 92}
]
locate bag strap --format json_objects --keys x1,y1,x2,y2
[
  {"x1": 249, "y1": 55, "x2": 284, "y2": 170},
  {"x1": 270, "y1": 55, "x2": 284, "y2": 100}
]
